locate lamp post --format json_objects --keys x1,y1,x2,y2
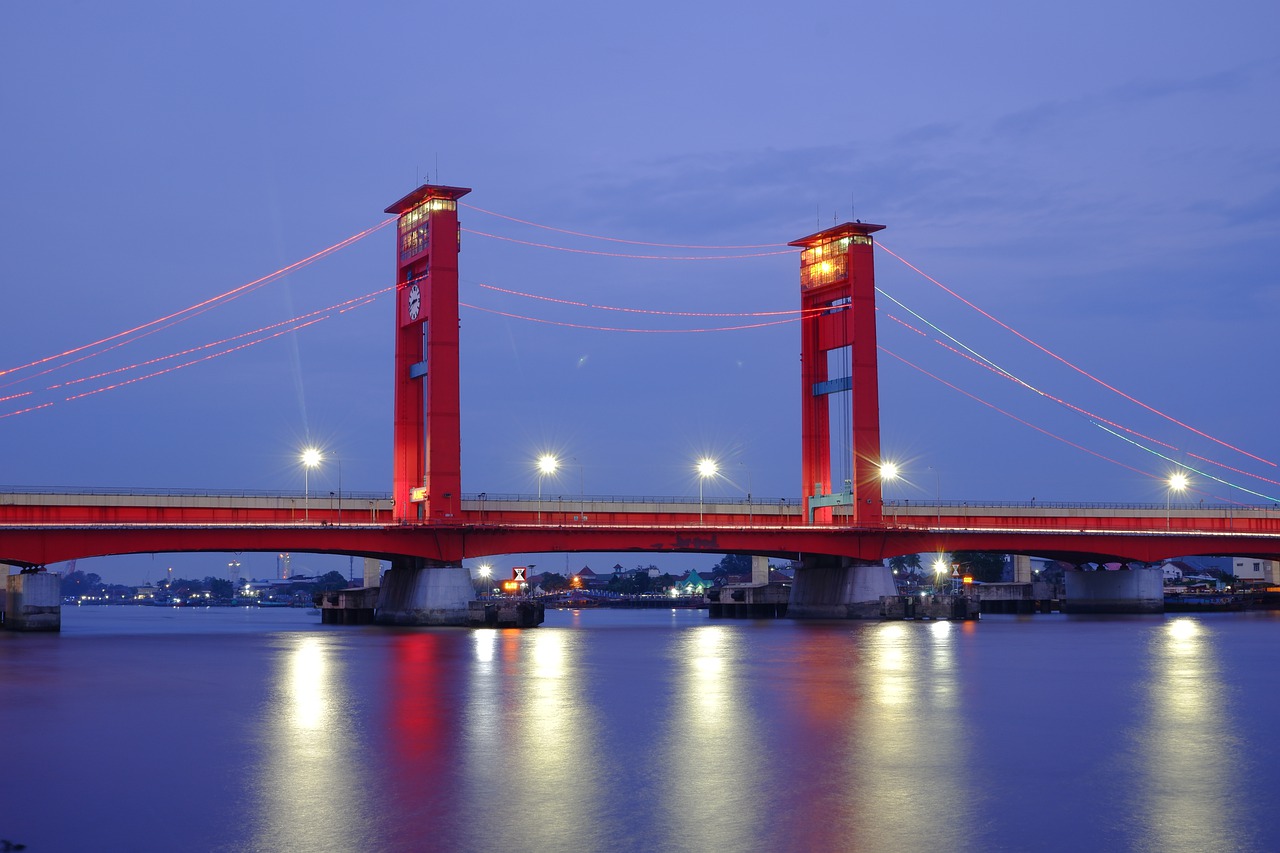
[
  {"x1": 740, "y1": 461, "x2": 753, "y2": 527},
  {"x1": 697, "y1": 457, "x2": 718, "y2": 525},
  {"x1": 570, "y1": 456, "x2": 585, "y2": 519},
  {"x1": 477, "y1": 563, "x2": 492, "y2": 599},
  {"x1": 932, "y1": 556, "x2": 948, "y2": 594},
  {"x1": 537, "y1": 454, "x2": 558, "y2": 524},
  {"x1": 928, "y1": 464, "x2": 941, "y2": 527},
  {"x1": 880, "y1": 462, "x2": 900, "y2": 526},
  {"x1": 1167, "y1": 471, "x2": 1189, "y2": 530},
  {"x1": 301, "y1": 447, "x2": 322, "y2": 521}
]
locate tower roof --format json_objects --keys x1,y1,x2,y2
[
  {"x1": 384, "y1": 183, "x2": 472, "y2": 215},
  {"x1": 788, "y1": 221, "x2": 885, "y2": 248}
]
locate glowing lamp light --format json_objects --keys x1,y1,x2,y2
[
  {"x1": 301, "y1": 447, "x2": 322, "y2": 468},
  {"x1": 1168, "y1": 472, "x2": 1189, "y2": 492},
  {"x1": 535, "y1": 453, "x2": 560, "y2": 523},
  {"x1": 696, "y1": 457, "x2": 718, "y2": 526},
  {"x1": 880, "y1": 462, "x2": 900, "y2": 481}
]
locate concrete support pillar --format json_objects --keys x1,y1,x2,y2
[
  {"x1": 751, "y1": 555, "x2": 770, "y2": 586},
  {"x1": 5, "y1": 570, "x2": 61, "y2": 632},
  {"x1": 363, "y1": 557, "x2": 382, "y2": 589},
  {"x1": 789, "y1": 556, "x2": 897, "y2": 619},
  {"x1": 375, "y1": 557, "x2": 473, "y2": 625},
  {"x1": 1063, "y1": 566, "x2": 1163, "y2": 614},
  {"x1": 1013, "y1": 554, "x2": 1032, "y2": 584}
]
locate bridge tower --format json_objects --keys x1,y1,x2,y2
[
  {"x1": 384, "y1": 183, "x2": 471, "y2": 523},
  {"x1": 790, "y1": 222, "x2": 886, "y2": 526}
]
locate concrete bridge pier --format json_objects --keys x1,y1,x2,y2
[
  {"x1": 789, "y1": 556, "x2": 897, "y2": 619},
  {"x1": 4, "y1": 568, "x2": 61, "y2": 631},
  {"x1": 375, "y1": 557, "x2": 473, "y2": 626},
  {"x1": 1063, "y1": 565, "x2": 1163, "y2": 614},
  {"x1": 1013, "y1": 554, "x2": 1032, "y2": 583}
]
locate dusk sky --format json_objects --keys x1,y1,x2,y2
[{"x1": 4, "y1": 2, "x2": 1279, "y2": 583}]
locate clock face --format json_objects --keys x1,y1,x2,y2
[{"x1": 407, "y1": 282, "x2": 421, "y2": 321}]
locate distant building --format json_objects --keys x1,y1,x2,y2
[
  {"x1": 1232, "y1": 558, "x2": 1276, "y2": 583},
  {"x1": 570, "y1": 566, "x2": 600, "y2": 589},
  {"x1": 675, "y1": 570, "x2": 710, "y2": 594}
]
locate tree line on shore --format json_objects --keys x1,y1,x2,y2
[{"x1": 59, "y1": 569, "x2": 351, "y2": 601}]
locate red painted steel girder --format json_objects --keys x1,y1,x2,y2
[{"x1": 5, "y1": 523, "x2": 1280, "y2": 569}]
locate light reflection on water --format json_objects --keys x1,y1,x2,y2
[
  {"x1": 660, "y1": 625, "x2": 762, "y2": 850},
  {"x1": 251, "y1": 635, "x2": 372, "y2": 852},
  {"x1": 778, "y1": 621, "x2": 973, "y2": 851},
  {"x1": 1132, "y1": 617, "x2": 1247, "y2": 853},
  {"x1": 5, "y1": 608, "x2": 1280, "y2": 852}
]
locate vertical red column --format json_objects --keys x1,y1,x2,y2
[
  {"x1": 790, "y1": 222, "x2": 885, "y2": 526},
  {"x1": 385, "y1": 184, "x2": 471, "y2": 523}
]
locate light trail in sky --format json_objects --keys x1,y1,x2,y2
[
  {"x1": 464, "y1": 228, "x2": 796, "y2": 260},
  {"x1": 0, "y1": 402, "x2": 54, "y2": 420},
  {"x1": 876, "y1": 241, "x2": 1276, "y2": 467},
  {"x1": 47, "y1": 289, "x2": 392, "y2": 391},
  {"x1": 461, "y1": 302, "x2": 801, "y2": 333},
  {"x1": 0, "y1": 219, "x2": 394, "y2": 385},
  {"x1": 881, "y1": 345, "x2": 1257, "y2": 506},
  {"x1": 460, "y1": 203, "x2": 791, "y2": 250},
  {"x1": 877, "y1": 294, "x2": 1184, "y2": 451},
  {"x1": 880, "y1": 301, "x2": 1280, "y2": 490},
  {"x1": 0, "y1": 288, "x2": 392, "y2": 419},
  {"x1": 1092, "y1": 423, "x2": 1278, "y2": 503},
  {"x1": 878, "y1": 346, "x2": 1154, "y2": 479},
  {"x1": 474, "y1": 282, "x2": 814, "y2": 317},
  {"x1": 63, "y1": 318, "x2": 330, "y2": 403}
]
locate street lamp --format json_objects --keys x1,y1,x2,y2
[
  {"x1": 928, "y1": 464, "x2": 941, "y2": 526},
  {"x1": 697, "y1": 457, "x2": 718, "y2": 525},
  {"x1": 880, "y1": 462, "x2": 900, "y2": 525},
  {"x1": 1167, "y1": 471, "x2": 1189, "y2": 529},
  {"x1": 570, "y1": 455, "x2": 585, "y2": 519},
  {"x1": 301, "y1": 447, "x2": 322, "y2": 521},
  {"x1": 476, "y1": 563, "x2": 492, "y2": 598},
  {"x1": 740, "y1": 461, "x2": 753, "y2": 527},
  {"x1": 932, "y1": 556, "x2": 948, "y2": 593},
  {"x1": 537, "y1": 453, "x2": 559, "y2": 523}
]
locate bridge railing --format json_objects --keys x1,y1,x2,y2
[
  {"x1": 0, "y1": 484, "x2": 392, "y2": 501},
  {"x1": 6, "y1": 486, "x2": 1277, "y2": 513}
]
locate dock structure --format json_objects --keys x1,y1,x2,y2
[
  {"x1": 882, "y1": 593, "x2": 980, "y2": 621},
  {"x1": 316, "y1": 587, "x2": 379, "y2": 624},
  {"x1": 707, "y1": 582, "x2": 791, "y2": 618},
  {"x1": 973, "y1": 582, "x2": 1061, "y2": 614}
]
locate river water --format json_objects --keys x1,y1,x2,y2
[{"x1": 2, "y1": 606, "x2": 1278, "y2": 852}]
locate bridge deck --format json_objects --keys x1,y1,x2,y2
[{"x1": 4, "y1": 491, "x2": 1280, "y2": 569}]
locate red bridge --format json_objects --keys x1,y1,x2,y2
[
  {"x1": 4, "y1": 182, "x2": 1280, "y2": 622},
  {"x1": 4, "y1": 489, "x2": 1280, "y2": 569}
]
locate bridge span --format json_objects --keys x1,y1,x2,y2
[
  {"x1": 5, "y1": 491, "x2": 1280, "y2": 568},
  {"x1": 9, "y1": 182, "x2": 1277, "y2": 627}
]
